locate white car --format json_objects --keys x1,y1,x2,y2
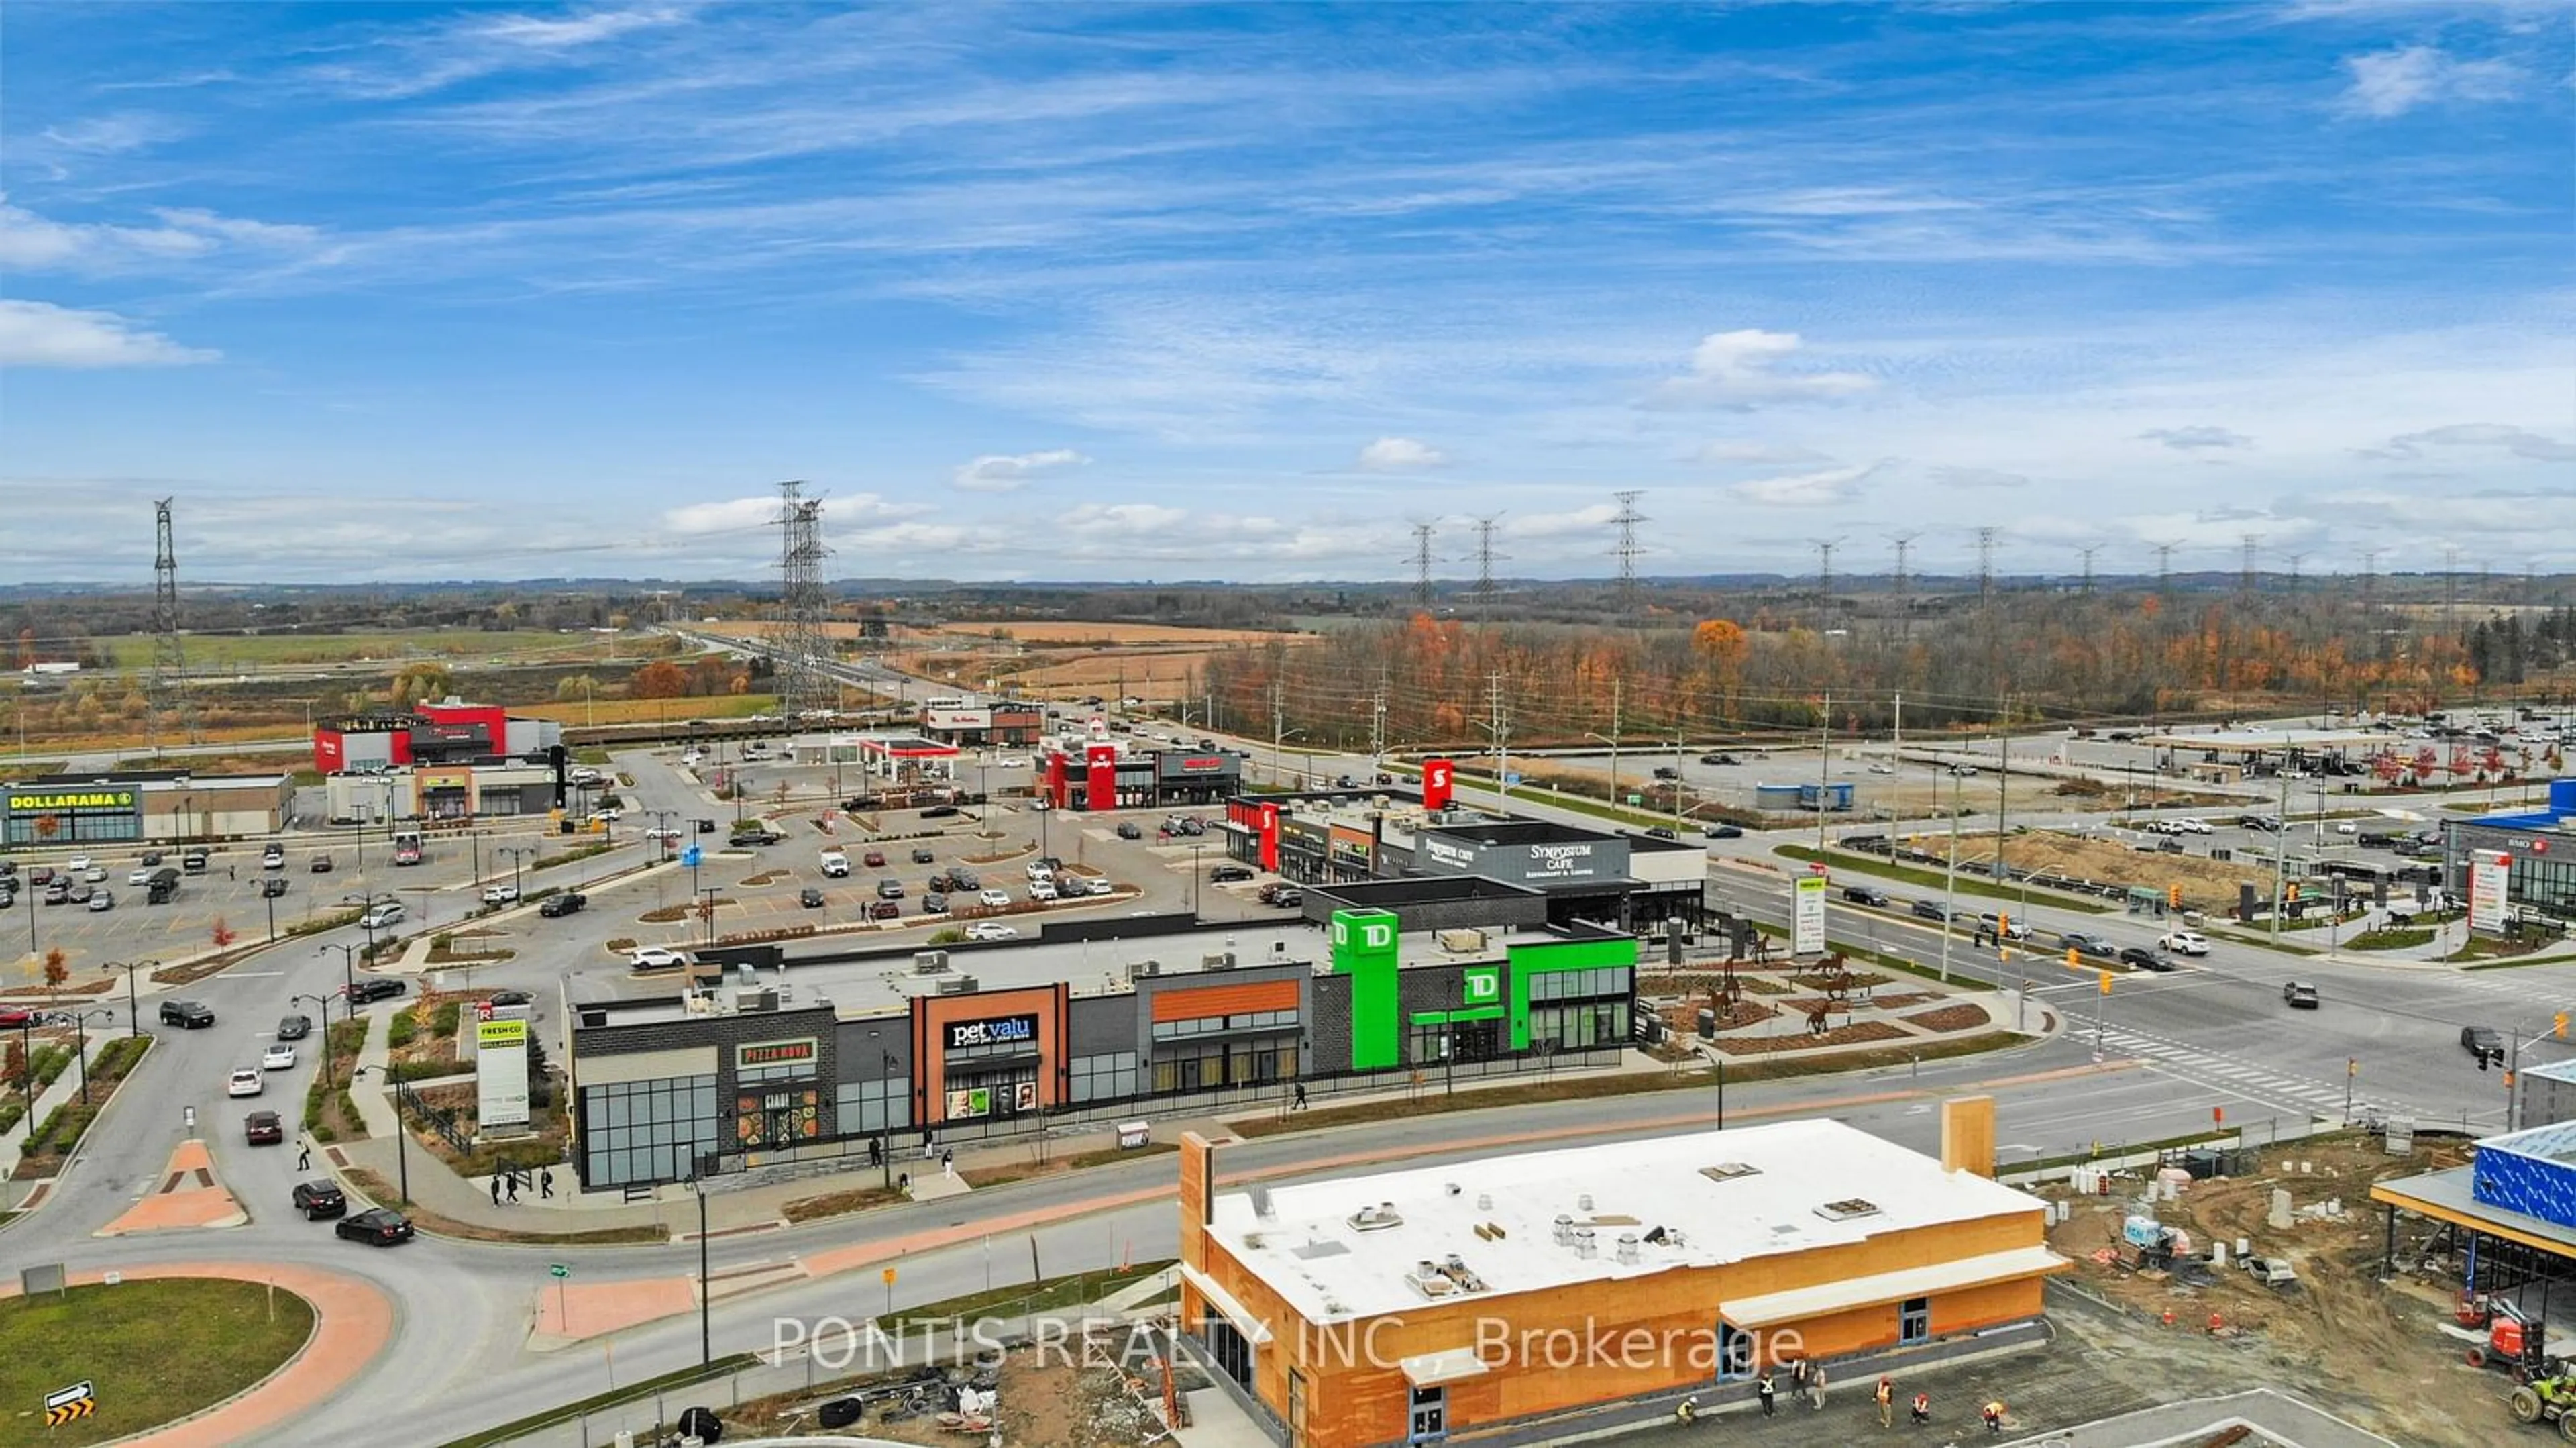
[
  {"x1": 963, "y1": 922, "x2": 1020, "y2": 942},
  {"x1": 1028, "y1": 880, "x2": 1059, "y2": 902},
  {"x1": 261, "y1": 1043, "x2": 297, "y2": 1071},
  {"x1": 2335, "y1": 821, "x2": 2358, "y2": 835},
  {"x1": 81, "y1": 866, "x2": 107, "y2": 882},
  {"x1": 978, "y1": 888, "x2": 1012, "y2": 908},
  {"x1": 598, "y1": 807, "x2": 623, "y2": 822},
  {"x1": 629, "y1": 945, "x2": 688, "y2": 969},
  {"x1": 682, "y1": 752, "x2": 704, "y2": 766},
  {"x1": 1025, "y1": 862, "x2": 1055, "y2": 882},
  {"x1": 2158, "y1": 930, "x2": 2210, "y2": 956},
  {"x1": 128, "y1": 867, "x2": 154, "y2": 886},
  {"x1": 2176, "y1": 818, "x2": 2212, "y2": 835},
  {"x1": 481, "y1": 884, "x2": 519, "y2": 904},
  {"x1": 1866, "y1": 762, "x2": 1896, "y2": 775},
  {"x1": 995, "y1": 756, "x2": 1030, "y2": 768},
  {"x1": 645, "y1": 827, "x2": 682, "y2": 841},
  {"x1": 226, "y1": 1068, "x2": 264, "y2": 1098},
  {"x1": 360, "y1": 902, "x2": 405, "y2": 929},
  {"x1": 66, "y1": 855, "x2": 91, "y2": 872}
]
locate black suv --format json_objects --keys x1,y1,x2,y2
[
  {"x1": 2117, "y1": 945, "x2": 2174, "y2": 972},
  {"x1": 538, "y1": 892, "x2": 588, "y2": 917},
  {"x1": 159, "y1": 1000, "x2": 215, "y2": 1029},
  {"x1": 2464, "y1": 1025, "x2": 2506, "y2": 1067},
  {"x1": 2060, "y1": 932, "x2": 2119, "y2": 959},
  {"x1": 293, "y1": 1180, "x2": 348, "y2": 1220},
  {"x1": 1842, "y1": 885, "x2": 1890, "y2": 906},
  {"x1": 1210, "y1": 864, "x2": 1254, "y2": 883},
  {"x1": 345, "y1": 978, "x2": 408, "y2": 1004}
]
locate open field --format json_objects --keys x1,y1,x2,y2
[
  {"x1": 512, "y1": 693, "x2": 783, "y2": 727},
  {"x1": 910, "y1": 621, "x2": 1301, "y2": 647},
  {"x1": 94, "y1": 629, "x2": 627, "y2": 668}
]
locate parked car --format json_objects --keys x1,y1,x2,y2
[
  {"x1": 2117, "y1": 945, "x2": 2174, "y2": 972},
  {"x1": 1950, "y1": 764, "x2": 1979, "y2": 777},
  {"x1": 336, "y1": 1207, "x2": 415, "y2": 1246},
  {"x1": 182, "y1": 850, "x2": 209, "y2": 872},
  {"x1": 919, "y1": 805, "x2": 960, "y2": 819},
  {"x1": 1116, "y1": 822, "x2": 1143, "y2": 840},
  {"x1": 2157, "y1": 930, "x2": 2210, "y2": 956},
  {"x1": 345, "y1": 978, "x2": 407, "y2": 1004},
  {"x1": 979, "y1": 888, "x2": 1012, "y2": 908},
  {"x1": 800, "y1": 886, "x2": 826, "y2": 909},
  {"x1": 950, "y1": 869, "x2": 981, "y2": 890},
  {"x1": 2463, "y1": 1025, "x2": 2506, "y2": 1066},
  {"x1": 87, "y1": 890, "x2": 113, "y2": 912},
  {"x1": 127, "y1": 866, "x2": 155, "y2": 886},
  {"x1": 865, "y1": 900, "x2": 900, "y2": 921},
  {"x1": 963, "y1": 921, "x2": 1019, "y2": 941},
  {"x1": 244, "y1": 1110, "x2": 284, "y2": 1145},
  {"x1": 1841, "y1": 885, "x2": 1890, "y2": 907},
  {"x1": 310, "y1": 854, "x2": 334, "y2": 873},
  {"x1": 260, "y1": 876, "x2": 290, "y2": 898},
  {"x1": 922, "y1": 892, "x2": 950, "y2": 915},
  {"x1": 2282, "y1": 982, "x2": 2321, "y2": 1010},
  {"x1": 863, "y1": 850, "x2": 888, "y2": 868},
  {"x1": 1210, "y1": 864, "x2": 1254, "y2": 883},
  {"x1": 261, "y1": 846, "x2": 284, "y2": 870},
  {"x1": 262, "y1": 1043, "x2": 297, "y2": 1071},
  {"x1": 227, "y1": 1068, "x2": 265, "y2": 1098},
  {"x1": 488, "y1": 990, "x2": 532, "y2": 1008},
  {"x1": 1176, "y1": 817, "x2": 1206, "y2": 837},
  {"x1": 731, "y1": 827, "x2": 784, "y2": 846},
  {"x1": 876, "y1": 879, "x2": 905, "y2": 899},
  {"x1": 1026, "y1": 861, "x2": 1055, "y2": 882},
  {"x1": 1029, "y1": 879, "x2": 1059, "y2": 902},
  {"x1": 629, "y1": 945, "x2": 689, "y2": 969},
  {"x1": 66, "y1": 855, "x2": 91, "y2": 873},
  {"x1": 276, "y1": 1013, "x2": 312, "y2": 1041},
  {"x1": 911, "y1": 847, "x2": 936, "y2": 864},
  {"x1": 538, "y1": 892, "x2": 587, "y2": 917},
  {"x1": 160, "y1": 1000, "x2": 215, "y2": 1029}
]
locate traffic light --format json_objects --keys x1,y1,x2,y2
[
  {"x1": 2098, "y1": 970, "x2": 2113, "y2": 995},
  {"x1": 2558, "y1": 1013, "x2": 2568, "y2": 1040},
  {"x1": 2286, "y1": 882, "x2": 2301, "y2": 902},
  {"x1": 1998, "y1": 913, "x2": 2010, "y2": 937},
  {"x1": 2165, "y1": 884, "x2": 2182, "y2": 910}
]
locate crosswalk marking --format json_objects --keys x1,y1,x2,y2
[{"x1": 2092, "y1": 1021, "x2": 2410, "y2": 1120}]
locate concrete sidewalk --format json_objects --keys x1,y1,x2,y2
[{"x1": 0, "y1": 1028, "x2": 103, "y2": 1191}]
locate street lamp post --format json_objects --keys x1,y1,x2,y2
[
  {"x1": 1191, "y1": 843, "x2": 1203, "y2": 915},
  {"x1": 690, "y1": 1169, "x2": 712, "y2": 1366},
  {"x1": 1939, "y1": 772, "x2": 1961, "y2": 984},
  {"x1": 319, "y1": 941, "x2": 359, "y2": 1000},
  {"x1": 13, "y1": 1015, "x2": 36, "y2": 1142},
  {"x1": 117, "y1": 960, "x2": 156, "y2": 1037},
  {"x1": 500, "y1": 847, "x2": 531, "y2": 903},
  {"x1": 294, "y1": 993, "x2": 337, "y2": 1090},
  {"x1": 72, "y1": 1008, "x2": 114, "y2": 1104}
]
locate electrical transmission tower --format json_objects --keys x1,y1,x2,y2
[
  {"x1": 2240, "y1": 534, "x2": 2262, "y2": 596},
  {"x1": 2281, "y1": 552, "x2": 2305, "y2": 593},
  {"x1": 1811, "y1": 536, "x2": 1844, "y2": 597},
  {"x1": 2359, "y1": 549, "x2": 2381, "y2": 612},
  {"x1": 1610, "y1": 491, "x2": 1647, "y2": 617},
  {"x1": 2078, "y1": 546, "x2": 2100, "y2": 595},
  {"x1": 1886, "y1": 531, "x2": 1919, "y2": 638},
  {"x1": 149, "y1": 498, "x2": 199, "y2": 747},
  {"x1": 2152, "y1": 540, "x2": 2179, "y2": 593},
  {"x1": 773, "y1": 480, "x2": 835, "y2": 717},
  {"x1": 1406, "y1": 519, "x2": 1440, "y2": 608},
  {"x1": 1974, "y1": 527, "x2": 1998, "y2": 605},
  {"x1": 1470, "y1": 514, "x2": 1507, "y2": 617}
]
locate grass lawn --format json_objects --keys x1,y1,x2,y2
[
  {"x1": 1774, "y1": 844, "x2": 2114, "y2": 913},
  {"x1": 0, "y1": 1278, "x2": 314, "y2": 1445},
  {"x1": 2345, "y1": 926, "x2": 2436, "y2": 951},
  {"x1": 95, "y1": 629, "x2": 606, "y2": 668}
]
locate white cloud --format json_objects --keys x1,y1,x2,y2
[
  {"x1": 663, "y1": 489, "x2": 931, "y2": 537},
  {"x1": 2340, "y1": 46, "x2": 2523, "y2": 119},
  {"x1": 0, "y1": 196, "x2": 321, "y2": 272},
  {"x1": 319, "y1": 5, "x2": 694, "y2": 99},
  {"x1": 1503, "y1": 503, "x2": 1621, "y2": 537},
  {"x1": 0, "y1": 299, "x2": 217, "y2": 368},
  {"x1": 2362, "y1": 423, "x2": 2576, "y2": 462},
  {"x1": 476, "y1": 7, "x2": 689, "y2": 48},
  {"x1": 1695, "y1": 441, "x2": 1831, "y2": 466},
  {"x1": 1648, "y1": 329, "x2": 1877, "y2": 410},
  {"x1": 2137, "y1": 425, "x2": 2254, "y2": 451},
  {"x1": 1931, "y1": 466, "x2": 2031, "y2": 490},
  {"x1": 1356, "y1": 436, "x2": 1447, "y2": 472},
  {"x1": 951, "y1": 448, "x2": 1089, "y2": 492},
  {"x1": 39, "y1": 113, "x2": 188, "y2": 154},
  {"x1": 661, "y1": 496, "x2": 780, "y2": 535},
  {"x1": 1731, "y1": 462, "x2": 1880, "y2": 508}
]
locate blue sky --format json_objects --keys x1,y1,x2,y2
[{"x1": 3, "y1": 1, "x2": 2570, "y2": 584}]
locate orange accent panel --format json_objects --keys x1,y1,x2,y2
[{"x1": 1151, "y1": 979, "x2": 1299, "y2": 1023}]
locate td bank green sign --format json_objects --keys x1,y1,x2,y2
[{"x1": 1462, "y1": 965, "x2": 1501, "y2": 1006}]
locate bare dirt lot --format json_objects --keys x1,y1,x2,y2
[
  {"x1": 2043, "y1": 1133, "x2": 2498, "y2": 1447},
  {"x1": 724, "y1": 1333, "x2": 1203, "y2": 1447}
]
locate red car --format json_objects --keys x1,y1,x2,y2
[
  {"x1": 866, "y1": 900, "x2": 900, "y2": 920},
  {"x1": 0, "y1": 1007, "x2": 32, "y2": 1028},
  {"x1": 244, "y1": 1110, "x2": 284, "y2": 1145},
  {"x1": 863, "y1": 850, "x2": 888, "y2": 868}
]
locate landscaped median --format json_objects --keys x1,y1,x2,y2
[
  {"x1": 1775, "y1": 843, "x2": 2115, "y2": 913},
  {"x1": 11, "y1": 1036, "x2": 152, "y2": 1179},
  {"x1": 0, "y1": 1277, "x2": 315, "y2": 1447}
]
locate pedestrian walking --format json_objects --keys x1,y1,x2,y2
[
  {"x1": 1754, "y1": 1370, "x2": 1775, "y2": 1417},
  {"x1": 1788, "y1": 1359, "x2": 1809, "y2": 1397},
  {"x1": 296, "y1": 1141, "x2": 311, "y2": 1172},
  {"x1": 868, "y1": 1137, "x2": 883, "y2": 1168},
  {"x1": 1911, "y1": 1392, "x2": 1931, "y2": 1425},
  {"x1": 941, "y1": 1147, "x2": 955, "y2": 1178},
  {"x1": 1876, "y1": 1375, "x2": 1894, "y2": 1429},
  {"x1": 1982, "y1": 1400, "x2": 2006, "y2": 1435},
  {"x1": 227, "y1": 866, "x2": 236, "y2": 881},
  {"x1": 541, "y1": 1168, "x2": 555, "y2": 1199},
  {"x1": 506, "y1": 1174, "x2": 520, "y2": 1202},
  {"x1": 1809, "y1": 1363, "x2": 1827, "y2": 1410},
  {"x1": 1293, "y1": 1083, "x2": 1309, "y2": 1110},
  {"x1": 490, "y1": 1175, "x2": 502, "y2": 1207},
  {"x1": 922, "y1": 1129, "x2": 936, "y2": 1160}
]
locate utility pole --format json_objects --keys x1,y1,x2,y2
[
  {"x1": 1892, "y1": 690, "x2": 1903, "y2": 768},
  {"x1": 2267, "y1": 769, "x2": 2291, "y2": 941},
  {"x1": 1609, "y1": 678, "x2": 1622, "y2": 814},
  {"x1": 1270, "y1": 680, "x2": 1287, "y2": 788},
  {"x1": 1479, "y1": 672, "x2": 1511, "y2": 815},
  {"x1": 1368, "y1": 678, "x2": 1388, "y2": 780},
  {"x1": 1939, "y1": 770, "x2": 1960, "y2": 984},
  {"x1": 1995, "y1": 695, "x2": 2010, "y2": 878},
  {"x1": 1815, "y1": 692, "x2": 1831, "y2": 851}
]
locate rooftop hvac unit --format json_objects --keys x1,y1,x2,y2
[
  {"x1": 1249, "y1": 1184, "x2": 1276, "y2": 1219},
  {"x1": 913, "y1": 950, "x2": 951, "y2": 974},
  {"x1": 579, "y1": 1010, "x2": 607, "y2": 1028},
  {"x1": 1436, "y1": 928, "x2": 1487, "y2": 953},
  {"x1": 1203, "y1": 952, "x2": 1236, "y2": 970},
  {"x1": 955, "y1": 975, "x2": 977, "y2": 992},
  {"x1": 736, "y1": 988, "x2": 778, "y2": 1013},
  {"x1": 936, "y1": 976, "x2": 971, "y2": 996},
  {"x1": 1128, "y1": 959, "x2": 1161, "y2": 979}
]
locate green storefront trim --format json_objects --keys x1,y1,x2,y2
[
  {"x1": 1331, "y1": 908, "x2": 1403, "y2": 1070},
  {"x1": 1409, "y1": 1006, "x2": 1506, "y2": 1026},
  {"x1": 1506, "y1": 934, "x2": 1640, "y2": 1050}
]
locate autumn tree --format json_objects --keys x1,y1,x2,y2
[
  {"x1": 629, "y1": 660, "x2": 689, "y2": 699},
  {"x1": 42, "y1": 949, "x2": 69, "y2": 990},
  {"x1": 389, "y1": 662, "x2": 453, "y2": 709},
  {"x1": 211, "y1": 917, "x2": 237, "y2": 948}
]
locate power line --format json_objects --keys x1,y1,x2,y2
[
  {"x1": 1611, "y1": 491, "x2": 1647, "y2": 617},
  {"x1": 773, "y1": 480, "x2": 835, "y2": 716}
]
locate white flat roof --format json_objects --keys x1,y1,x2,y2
[
  {"x1": 2139, "y1": 727, "x2": 2383, "y2": 751},
  {"x1": 1210, "y1": 1119, "x2": 2051, "y2": 1324}
]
